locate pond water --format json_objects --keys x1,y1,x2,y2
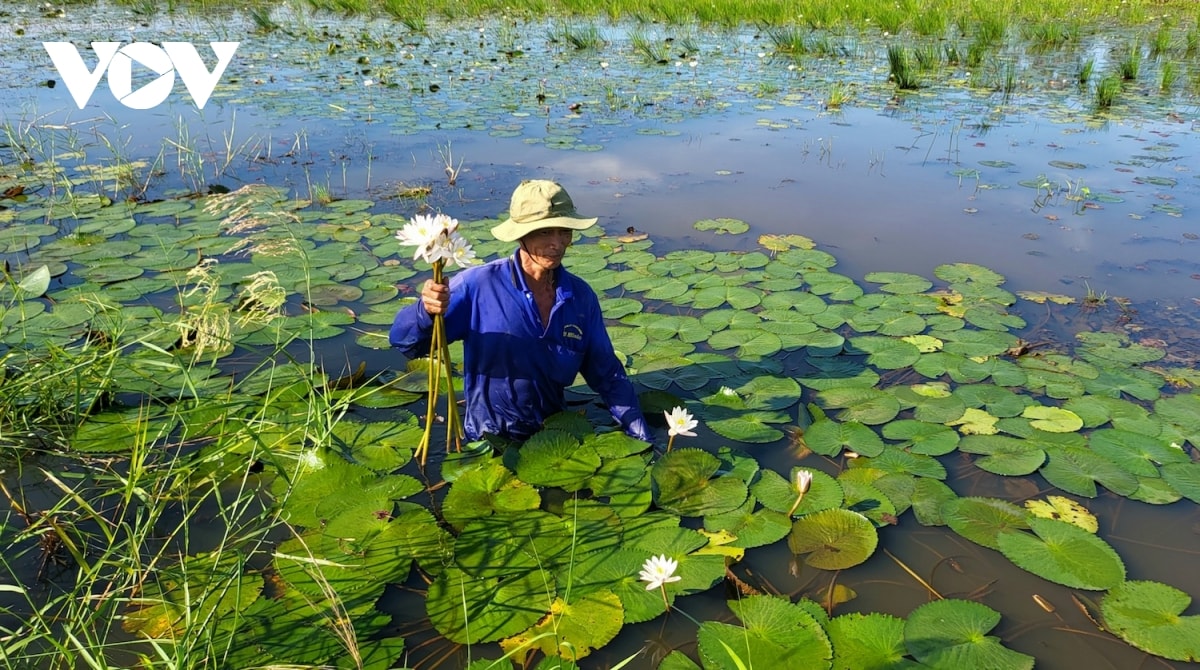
[{"x1": 3, "y1": 3, "x2": 1200, "y2": 669}]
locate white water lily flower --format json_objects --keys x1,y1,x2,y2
[
  {"x1": 664, "y1": 406, "x2": 697, "y2": 437},
  {"x1": 396, "y1": 214, "x2": 442, "y2": 259},
  {"x1": 445, "y1": 233, "x2": 478, "y2": 268},
  {"x1": 794, "y1": 469, "x2": 813, "y2": 494},
  {"x1": 639, "y1": 554, "x2": 681, "y2": 591}
]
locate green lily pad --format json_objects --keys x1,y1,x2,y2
[
  {"x1": 910, "y1": 478, "x2": 958, "y2": 527},
  {"x1": 881, "y1": 420, "x2": 960, "y2": 456},
  {"x1": 942, "y1": 497, "x2": 1030, "y2": 550},
  {"x1": 693, "y1": 217, "x2": 749, "y2": 234},
  {"x1": 817, "y1": 387, "x2": 900, "y2": 425},
  {"x1": 515, "y1": 430, "x2": 599, "y2": 491},
  {"x1": 1075, "y1": 331, "x2": 1165, "y2": 366},
  {"x1": 1089, "y1": 428, "x2": 1190, "y2": 477},
  {"x1": 697, "y1": 596, "x2": 832, "y2": 670},
  {"x1": 788, "y1": 508, "x2": 879, "y2": 570},
  {"x1": 903, "y1": 599, "x2": 1033, "y2": 670},
  {"x1": 499, "y1": 589, "x2": 623, "y2": 661},
  {"x1": 863, "y1": 271, "x2": 933, "y2": 295},
  {"x1": 703, "y1": 499, "x2": 792, "y2": 549},
  {"x1": 958, "y1": 435, "x2": 1046, "y2": 475},
  {"x1": 442, "y1": 463, "x2": 541, "y2": 530},
  {"x1": 1039, "y1": 445, "x2": 1139, "y2": 498},
  {"x1": 1160, "y1": 462, "x2": 1200, "y2": 504},
  {"x1": 847, "y1": 336, "x2": 922, "y2": 369},
  {"x1": 828, "y1": 612, "x2": 921, "y2": 670},
  {"x1": 706, "y1": 411, "x2": 786, "y2": 443},
  {"x1": 806, "y1": 419, "x2": 886, "y2": 457},
  {"x1": 427, "y1": 565, "x2": 553, "y2": 644},
  {"x1": 652, "y1": 448, "x2": 748, "y2": 517},
  {"x1": 752, "y1": 468, "x2": 843, "y2": 517},
  {"x1": 1101, "y1": 580, "x2": 1200, "y2": 662},
  {"x1": 996, "y1": 517, "x2": 1125, "y2": 590}
]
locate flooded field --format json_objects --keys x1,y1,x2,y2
[{"x1": 2, "y1": 2, "x2": 1200, "y2": 669}]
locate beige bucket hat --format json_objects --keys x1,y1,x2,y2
[{"x1": 490, "y1": 180, "x2": 598, "y2": 242}]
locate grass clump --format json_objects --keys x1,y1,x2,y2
[
  {"x1": 1119, "y1": 43, "x2": 1142, "y2": 80},
  {"x1": 630, "y1": 29, "x2": 669, "y2": 64},
  {"x1": 887, "y1": 45, "x2": 920, "y2": 90},
  {"x1": 554, "y1": 22, "x2": 605, "y2": 50},
  {"x1": 1095, "y1": 74, "x2": 1122, "y2": 109},
  {"x1": 766, "y1": 25, "x2": 807, "y2": 55}
]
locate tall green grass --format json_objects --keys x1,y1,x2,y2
[{"x1": 887, "y1": 46, "x2": 920, "y2": 89}]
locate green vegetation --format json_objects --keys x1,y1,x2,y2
[{"x1": 4, "y1": 0, "x2": 1200, "y2": 667}]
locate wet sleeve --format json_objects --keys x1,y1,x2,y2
[
  {"x1": 579, "y1": 295, "x2": 652, "y2": 442},
  {"x1": 389, "y1": 274, "x2": 472, "y2": 358}
]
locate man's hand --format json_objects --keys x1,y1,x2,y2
[{"x1": 421, "y1": 279, "x2": 450, "y2": 315}]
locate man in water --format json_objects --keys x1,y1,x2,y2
[{"x1": 390, "y1": 179, "x2": 651, "y2": 443}]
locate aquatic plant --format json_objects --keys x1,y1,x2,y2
[
  {"x1": 1095, "y1": 74, "x2": 1122, "y2": 109},
  {"x1": 887, "y1": 46, "x2": 920, "y2": 90},
  {"x1": 1119, "y1": 43, "x2": 1142, "y2": 80}
]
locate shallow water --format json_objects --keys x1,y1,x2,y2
[{"x1": 3, "y1": 3, "x2": 1200, "y2": 669}]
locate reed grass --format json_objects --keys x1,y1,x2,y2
[
  {"x1": 1078, "y1": 58, "x2": 1095, "y2": 84},
  {"x1": 912, "y1": 8, "x2": 948, "y2": 37},
  {"x1": 887, "y1": 45, "x2": 920, "y2": 90},
  {"x1": 1119, "y1": 43, "x2": 1141, "y2": 80},
  {"x1": 1160, "y1": 61, "x2": 1178, "y2": 90},
  {"x1": 1095, "y1": 74, "x2": 1122, "y2": 109}
]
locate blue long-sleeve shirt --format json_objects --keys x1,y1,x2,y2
[{"x1": 389, "y1": 248, "x2": 651, "y2": 443}]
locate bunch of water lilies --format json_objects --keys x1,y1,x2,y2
[{"x1": 395, "y1": 213, "x2": 478, "y2": 465}]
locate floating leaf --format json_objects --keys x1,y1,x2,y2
[
  {"x1": 652, "y1": 448, "x2": 748, "y2": 516},
  {"x1": 788, "y1": 508, "x2": 879, "y2": 570},
  {"x1": 996, "y1": 517, "x2": 1125, "y2": 590},
  {"x1": 706, "y1": 411, "x2": 786, "y2": 443},
  {"x1": 806, "y1": 419, "x2": 885, "y2": 457},
  {"x1": 693, "y1": 218, "x2": 749, "y2": 234},
  {"x1": 426, "y1": 566, "x2": 552, "y2": 644},
  {"x1": 942, "y1": 497, "x2": 1029, "y2": 550},
  {"x1": 882, "y1": 420, "x2": 960, "y2": 456},
  {"x1": 828, "y1": 612, "x2": 921, "y2": 670},
  {"x1": 1024, "y1": 496, "x2": 1097, "y2": 533},
  {"x1": 959, "y1": 435, "x2": 1045, "y2": 476},
  {"x1": 1020, "y1": 406, "x2": 1083, "y2": 433},
  {"x1": 848, "y1": 336, "x2": 922, "y2": 369},
  {"x1": 904, "y1": 599, "x2": 1034, "y2": 670},
  {"x1": 817, "y1": 387, "x2": 900, "y2": 425},
  {"x1": 515, "y1": 430, "x2": 599, "y2": 491},
  {"x1": 697, "y1": 596, "x2": 832, "y2": 670},
  {"x1": 1039, "y1": 445, "x2": 1139, "y2": 498},
  {"x1": 499, "y1": 590, "x2": 623, "y2": 661},
  {"x1": 752, "y1": 468, "x2": 843, "y2": 517},
  {"x1": 1102, "y1": 581, "x2": 1200, "y2": 662},
  {"x1": 442, "y1": 463, "x2": 541, "y2": 530}
]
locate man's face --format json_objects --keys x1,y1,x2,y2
[{"x1": 521, "y1": 227, "x2": 573, "y2": 268}]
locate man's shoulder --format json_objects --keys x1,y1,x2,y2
[
  {"x1": 456, "y1": 255, "x2": 511, "y2": 286},
  {"x1": 559, "y1": 268, "x2": 601, "y2": 301}
]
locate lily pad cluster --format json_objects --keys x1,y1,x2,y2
[{"x1": 2, "y1": 168, "x2": 1200, "y2": 667}]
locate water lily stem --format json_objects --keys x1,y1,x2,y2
[
  {"x1": 666, "y1": 435, "x2": 676, "y2": 453},
  {"x1": 659, "y1": 584, "x2": 669, "y2": 613},
  {"x1": 787, "y1": 492, "x2": 805, "y2": 516}
]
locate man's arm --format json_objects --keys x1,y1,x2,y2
[{"x1": 579, "y1": 295, "x2": 652, "y2": 442}]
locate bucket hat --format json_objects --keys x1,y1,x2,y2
[{"x1": 490, "y1": 180, "x2": 598, "y2": 242}]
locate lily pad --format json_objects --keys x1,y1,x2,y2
[
  {"x1": 904, "y1": 599, "x2": 1033, "y2": 670},
  {"x1": 942, "y1": 497, "x2": 1029, "y2": 550},
  {"x1": 426, "y1": 565, "x2": 553, "y2": 644},
  {"x1": 829, "y1": 612, "x2": 922, "y2": 670},
  {"x1": 996, "y1": 517, "x2": 1125, "y2": 590},
  {"x1": 693, "y1": 217, "x2": 749, "y2": 234},
  {"x1": 788, "y1": 508, "x2": 879, "y2": 570},
  {"x1": 1101, "y1": 580, "x2": 1200, "y2": 662},
  {"x1": 696, "y1": 596, "x2": 832, "y2": 669},
  {"x1": 805, "y1": 419, "x2": 886, "y2": 457},
  {"x1": 652, "y1": 447, "x2": 748, "y2": 516},
  {"x1": 1024, "y1": 496, "x2": 1098, "y2": 533},
  {"x1": 515, "y1": 430, "x2": 600, "y2": 491}
]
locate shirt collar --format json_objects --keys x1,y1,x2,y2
[{"x1": 509, "y1": 247, "x2": 565, "y2": 295}]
